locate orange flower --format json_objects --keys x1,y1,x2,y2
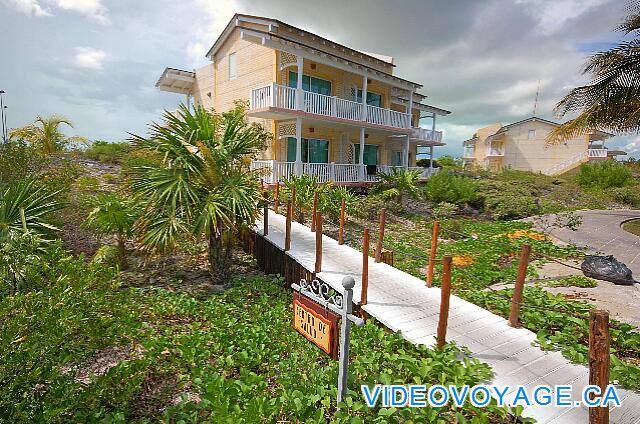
[{"x1": 452, "y1": 255, "x2": 475, "y2": 267}]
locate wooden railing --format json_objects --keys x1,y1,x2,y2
[{"x1": 249, "y1": 83, "x2": 411, "y2": 129}]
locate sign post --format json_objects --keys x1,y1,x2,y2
[{"x1": 291, "y1": 275, "x2": 364, "y2": 406}]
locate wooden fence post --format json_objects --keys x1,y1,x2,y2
[
  {"x1": 285, "y1": 200, "x2": 292, "y2": 252},
  {"x1": 274, "y1": 182, "x2": 279, "y2": 213},
  {"x1": 508, "y1": 244, "x2": 531, "y2": 327},
  {"x1": 263, "y1": 204, "x2": 268, "y2": 236},
  {"x1": 436, "y1": 255, "x2": 452, "y2": 349},
  {"x1": 292, "y1": 187, "x2": 298, "y2": 222},
  {"x1": 338, "y1": 198, "x2": 345, "y2": 245},
  {"x1": 589, "y1": 309, "x2": 610, "y2": 424},
  {"x1": 426, "y1": 220, "x2": 440, "y2": 287},
  {"x1": 315, "y1": 212, "x2": 323, "y2": 273},
  {"x1": 375, "y1": 208, "x2": 386, "y2": 263},
  {"x1": 311, "y1": 191, "x2": 318, "y2": 232},
  {"x1": 361, "y1": 228, "x2": 370, "y2": 306}
]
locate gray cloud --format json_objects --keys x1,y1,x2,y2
[{"x1": 0, "y1": 0, "x2": 636, "y2": 156}]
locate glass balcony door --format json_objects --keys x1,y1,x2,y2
[
  {"x1": 286, "y1": 137, "x2": 329, "y2": 163},
  {"x1": 353, "y1": 144, "x2": 379, "y2": 165}
]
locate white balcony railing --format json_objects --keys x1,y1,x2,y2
[
  {"x1": 411, "y1": 128, "x2": 444, "y2": 143},
  {"x1": 486, "y1": 148, "x2": 504, "y2": 157},
  {"x1": 588, "y1": 148, "x2": 608, "y2": 158},
  {"x1": 250, "y1": 160, "x2": 439, "y2": 184},
  {"x1": 249, "y1": 83, "x2": 411, "y2": 129}
]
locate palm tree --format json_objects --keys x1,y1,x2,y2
[
  {"x1": 371, "y1": 168, "x2": 421, "y2": 203},
  {"x1": 129, "y1": 103, "x2": 270, "y2": 283},
  {"x1": 9, "y1": 114, "x2": 87, "y2": 154},
  {"x1": 0, "y1": 179, "x2": 64, "y2": 245},
  {"x1": 548, "y1": 4, "x2": 640, "y2": 143},
  {"x1": 84, "y1": 192, "x2": 140, "y2": 268}
]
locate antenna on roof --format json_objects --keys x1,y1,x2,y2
[{"x1": 533, "y1": 79, "x2": 540, "y2": 117}]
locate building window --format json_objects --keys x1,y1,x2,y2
[
  {"x1": 228, "y1": 52, "x2": 237, "y2": 80},
  {"x1": 353, "y1": 144, "x2": 379, "y2": 165},
  {"x1": 356, "y1": 90, "x2": 382, "y2": 107},
  {"x1": 528, "y1": 129, "x2": 536, "y2": 140},
  {"x1": 286, "y1": 138, "x2": 329, "y2": 163},
  {"x1": 288, "y1": 72, "x2": 332, "y2": 95}
]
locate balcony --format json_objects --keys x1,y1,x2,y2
[
  {"x1": 588, "y1": 148, "x2": 608, "y2": 159},
  {"x1": 249, "y1": 83, "x2": 411, "y2": 130},
  {"x1": 410, "y1": 127, "x2": 444, "y2": 144},
  {"x1": 250, "y1": 160, "x2": 439, "y2": 184},
  {"x1": 485, "y1": 148, "x2": 504, "y2": 157}
]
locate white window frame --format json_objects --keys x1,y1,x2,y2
[
  {"x1": 528, "y1": 129, "x2": 536, "y2": 140},
  {"x1": 228, "y1": 52, "x2": 237, "y2": 80}
]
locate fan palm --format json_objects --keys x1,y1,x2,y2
[
  {"x1": 9, "y1": 114, "x2": 87, "y2": 154},
  {"x1": 0, "y1": 179, "x2": 64, "y2": 245},
  {"x1": 371, "y1": 168, "x2": 421, "y2": 203},
  {"x1": 84, "y1": 192, "x2": 140, "y2": 268},
  {"x1": 129, "y1": 103, "x2": 270, "y2": 283},
  {"x1": 548, "y1": 4, "x2": 640, "y2": 143}
]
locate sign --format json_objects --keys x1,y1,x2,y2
[{"x1": 293, "y1": 292, "x2": 338, "y2": 359}]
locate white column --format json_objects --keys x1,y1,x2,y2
[
  {"x1": 430, "y1": 113, "x2": 436, "y2": 170},
  {"x1": 359, "y1": 127, "x2": 365, "y2": 181},
  {"x1": 295, "y1": 117, "x2": 302, "y2": 175},
  {"x1": 361, "y1": 74, "x2": 368, "y2": 122},
  {"x1": 429, "y1": 146, "x2": 434, "y2": 170},
  {"x1": 270, "y1": 159, "x2": 278, "y2": 183},
  {"x1": 404, "y1": 90, "x2": 414, "y2": 169},
  {"x1": 296, "y1": 55, "x2": 304, "y2": 111}
]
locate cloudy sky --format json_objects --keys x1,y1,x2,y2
[{"x1": 0, "y1": 0, "x2": 638, "y2": 157}]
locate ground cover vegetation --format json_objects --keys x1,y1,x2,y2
[
  {"x1": 1, "y1": 107, "x2": 530, "y2": 423},
  {"x1": 329, "y1": 162, "x2": 640, "y2": 391}
]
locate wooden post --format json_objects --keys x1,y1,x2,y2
[
  {"x1": 285, "y1": 200, "x2": 292, "y2": 251},
  {"x1": 589, "y1": 309, "x2": 610, "y2": 424},
  {"x1": 426, "y1": 220, "x2": 440, "y2": 287},
  {"x1": 508, "y1": 244, "x2": 532, "y2": 327},
  {"x1": 314, "y1": 212, "x2": 323, "y2": 273},
  {"x1": 361, "y1": 228, "x2": 370, "y2": 305},
  {"x1": 338, "y1": 198, "x2": 346, "y2": 245},
  {"x1": 291, "y1": 187, "x2": 296, "y2": 222},
  {"x1": 436, "y1": 255, "x2": 452, "y2": 349},
  {"x1": 263, "y1": 204, "x2": 268, "y2": 236},
  {"x1": 374, "y1": 208, "x2": 386, "y2": 263},
  {"x1": 311, "y1": 191, "x2": 318, "y2": 232},
  {"x1": 274, "y1": 182, "x2": 279, "y2": 213}
]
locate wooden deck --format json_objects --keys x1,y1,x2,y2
[{"x1": 257, "y1": 210, "x2": 640, "y2": 423}]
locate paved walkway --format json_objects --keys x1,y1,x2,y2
[
  {"x1": 258, "y1": 210, "x2": 640, "y2": 423},
  {"x1": 544, "y1": 209, "x2": 640, "y2": 277}
]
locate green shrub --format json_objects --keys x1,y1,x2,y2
[
  {"x1": 435, "y1": 155, "x2": 463, "y2": 169},
  {"x1": 611, "y1": 186, "x2": 640, "y2": 207},
  {"x1": 432, "y1": 202, "x2": 457, "y2": 219},
  {"x1": 576, "y1": 160, "x2": 632, "y2": 189},
  {"x1": 83, "y1": 140, "x2": 132, "y2": 164},
  {"x1": 424, "y1": 171, "x2": 479, "y2": 206},
  {"x1": 481, "y1": 180, "x2": 540, "y2": 220},
  {"x1": 356, "y1": 193, "x2": 404, "y2": 221},
  {"x1": 0, "y1": 142, "x2": 47, "y2": 183}
]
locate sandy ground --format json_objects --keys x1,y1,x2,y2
[{"x1": 537, "y1": 261, "x2": 640, "y2": 329}]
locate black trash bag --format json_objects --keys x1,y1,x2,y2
[{"x1": 581, "y1": 255, "x2": 635, "y2": 285}]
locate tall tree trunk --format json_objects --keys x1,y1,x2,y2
[
  {"x1": 208, "y1": 227, "x2": 233, "y2": 284},
  {"x1": 117, "y1": 235, "x2": 128, "y2": 270}
]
